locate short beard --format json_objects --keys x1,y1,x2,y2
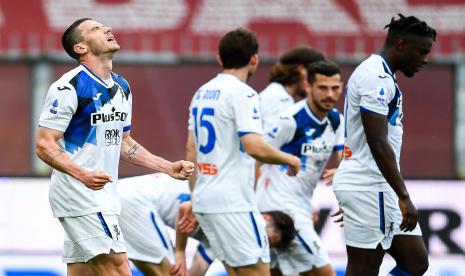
[{"x1": 313, "y1": 94, "x2": 333, "y2": 113}]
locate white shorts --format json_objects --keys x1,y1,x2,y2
[
  {"x1": 119, "y1": 203, "x2": 174, "y2": 264},
  {"x1": 192, "y1": 227, "x2": 216, "y2": 264},
  {"x1": 270, "y1": 214, "x2": 330, "y2": 275},
  {"x1": 335, "y1": 190, "x2": 422, "y2": 250},
  {"x1": 197, "y1": 242, "x2": 216, "y2": 265},
  {"x1": 195, "y1": 211, "x2": 270, "y2": 267},
  {"x1": 59, "y1": 211, "x2": 126, "y2": 263}
]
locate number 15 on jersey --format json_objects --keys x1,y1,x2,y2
[{"x1": 192, "y1": 107, "x2": 216, "y2": 154}]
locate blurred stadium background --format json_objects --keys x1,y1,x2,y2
[{"x1": 0, "y1": 0, "x2": 464, "y2": 275}]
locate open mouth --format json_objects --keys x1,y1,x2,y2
[{"x1": 107, "y1": 36, "x2": 115, "y2": 42}]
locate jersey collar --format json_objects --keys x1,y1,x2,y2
[
  {"x1": 81, "y1": 64, "x2": 115, "y2": 88},
  {"x1": 374, "y1": 54, "x2": 397, "y2": 83},
  {"x1": 304, "y1": 100, "x2": 328, "y2": 125}
]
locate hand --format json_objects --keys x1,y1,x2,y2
[
  {"x1": 168, "y1": 160, "x2": 195, "y2": 180},
  {"x1": 322, "y1": 168, "x2": 337, "y2": 186},
  {"x1": 170, "y1": 251, "x2": 187, "y2": 276},
  {"x1": 330, "y1": 208, "x2": 344, "y2": 227},
  {"x1": 286, "y1": 156, "x2": 301, "y2": 176},
  {"x1": 178, "y1": 202, "x2": 198, "y2": 233},
  {"x1": 79, "y1": 170, "x2": 112, "y2": 190},
  {"x1": 398, "y1": 195, "x2": 418, "y2": 232}
]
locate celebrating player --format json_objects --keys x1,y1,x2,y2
[
  {"x1": 35, "y1": 18, "x2": 193, "y2": 276},
  {"x1": 260, "y1": 47, "x2": 325, "y2": 132},
  {"x1": 332, "y1": 14, "x2": 436, "y2": 276},
  {"x1": 256, "y1": 60, "x2": 344, "y2": 276},
  {"x1": 186, "y1": 28, "x2": 301, "y2": 276}
]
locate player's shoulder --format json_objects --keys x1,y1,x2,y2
[
  {"x1": 277, "y1": 100, "x2": 306, "y2": 125},
  {"x1": 260, "y1": 82, "x2": 292, "y2": 103},
  {"x1": 350, "y1": 55, "x2": 396, "y2": 90},
  {"x1": 111, "y1": 71, "x2": 131, "y2": 93},
  {"x1": 288, "y1": 99, "x2": 307, "y2": 115},
  {"x1": 50, "y1": 65, "x2": 83, "y2": 92},
  {"x1": 327, "y1": 108, "x2": 343, "y2": 132}
]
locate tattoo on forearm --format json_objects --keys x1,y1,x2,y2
[
  {"x1": 45, "y1": 148, "x2": 65, "y2": 167},
  {"x1": 126, "y1": 144, "x2": 140, "y2": 159}
]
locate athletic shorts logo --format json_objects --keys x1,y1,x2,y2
[
  {"x1": 105, "y1": 129, "x2": 121, "y2": 146},
  {"x1": 113, "y1": 224, "x2": 121, "y2": 241}
]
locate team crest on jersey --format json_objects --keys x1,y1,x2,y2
[
  {"x1": 267, "y1": 127, "x2": 279, "y2": 139},
  {"x1": 252, "y1": 107, "x2": 260, "y2": 120},
  {"x1": 50, "y1": 99, "x2": 58, "y2": 114},
  {"x1": 376, "y1": 87, "x2": 386, "y2": 103}
]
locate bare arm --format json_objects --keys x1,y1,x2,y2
[
  {"x1": 185, "y1": 131, "x2": 197, "y2": 192},
  {"x1": 361, "y1": 111, "x2": 417, "y2": 231},
  {"x1": 322, "y1": 150, "x2": 343, "y2": 185},
  {"x1": 120, "y1": 132, "x2": 194, "y2": 180},
  {"x1": 35, "y1": 126, "x2": 112, "y2": 190},
  {"x1": 241, "y1": 133, "x2": 301, "y2": 176}
]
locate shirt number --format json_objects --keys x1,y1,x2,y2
[{"x1": 192, "y1": 107, "x2": 216, "y2": 154}]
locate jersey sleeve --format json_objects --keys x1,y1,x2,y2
[
  {"x1": 333, "y1": 114, "x2": 345, "y2": 152},
  {"x1": 187, "y1": 92, "x2": 198, "y2": 131},
  {"x1": 358, "y1": 74, "x2": 396, "y2": 116},
  {"x1": 263, "y1": 114, "x2": 296, "y2": 148},
  {"x1": 38, "y1": 82, "x2": 78, "y2": 132},
  {"x1": 123, "y1": 91, "x2": 132, "y2": 132},
  {"x1": 232, "y1": 88, "x2": 263, "y2": 136}
]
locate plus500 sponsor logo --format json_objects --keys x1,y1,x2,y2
[
  {"x1": 301, "y1": 142, "x2": 332, "y2": 155},
  {"x1": 91, "y1": 111, "x2": 128, "y2": 125}
]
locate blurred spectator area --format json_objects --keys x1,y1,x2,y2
[
  {"x1": 0, "y1": 0, "x2": 464, "y2": 58},
  {"x1": 0, "y1": 61, "x2": 455, "y2": 178}
]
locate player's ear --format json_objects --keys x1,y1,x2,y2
[
  {"x1": 262, "y1": 213, "x2": 271, "y2": 222},
  {"x1": 73, "y1": 42, "x2": 87, "y2": 56},
  {"x1": 395, "y1": 37, "x2": 407, "y2": 52},
  {"x1": 250, "y1": 53, "x2": 259, "y2": 67},
  {"x1": 216, "y1": 54, "x2": 223, "y2": 67}
]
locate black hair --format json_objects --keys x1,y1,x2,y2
[
  {"x1": 265, "y1": 211, "x2": 297, "y2": 252},
  {"x1": 307, "y1": 60, "x2": 341, "y2": 84},
  {"x1": 384, "y1": 13, "x2": 437, "y2": 45},
  {"x1": 279, "y1": 46, "x2": 325, "y2": 68},
  {"x1": 61, "y1": 18, "x2": 93, "y2": 61},
  {"x1": 269, "y1": 63, "x2": 304, "y2": 86},
  {"x1": 218, "y1": 28, "x2": 259, "y2": 69}
]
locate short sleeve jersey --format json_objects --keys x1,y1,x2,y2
[
  {"x1": 39, "y1": 65, "x2": 132, "y2": 217},
  {"x1": 188, "y1": 73, "x2": 262, "y2": 213},
  {"x1": 333, "y1": 54, "x2": 403, "y2": 191},
  {"x1": 259, "y1": 82, "x2": 294, "y2": 131},
  {"x1": 117, "y1": 173, "x2": 190, "y2": 228},
  {"x1": 256, "y1": 100, "x2": 344, "y2": 217}
]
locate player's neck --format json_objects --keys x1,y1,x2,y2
[
  {"x1": 222, "y1": 68, "x2": 249, "y2": 83},
  {"x1": 379, "y1": 47, "x2": 398, "y2": 74},
  {"x1": 307, "y1": 99, "x2": 327, "y2": 120},
  {"x1": 80, "y1": 56, "x2": 113, "y2": 81},
  {"x1": 285, "y1": 84, "x2": 302, "y2": 102}
]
